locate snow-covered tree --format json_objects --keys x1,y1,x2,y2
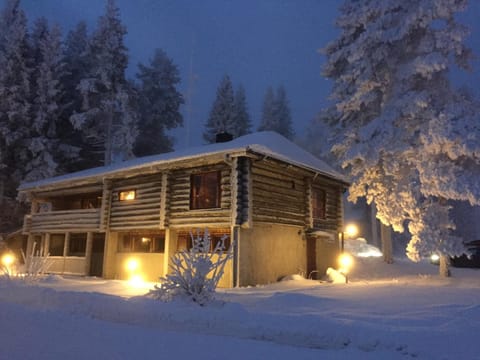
[
  {"x1": 70, "y1": 0, "x2": 137, "y2": 166},
  {"x1": 133, "y1": 48, "x2": 183, "y2": 156},
  {"x1": 258, "y1": 85, "x2": 294, "y2": 139},
  {"x1": 323, "y1": 0, "x2": 479, "y2": 275},
  {"x1": 0, "y1": 0, "x2": 31, "y2": 198},
  {"x1": 258, "y1": 86, "x2": 276, "y2": 133},
  {"x1": 274, "y1": 85, "x2": 294, "y2": 140},
  {"x1": 25, "y1": 19, "x2": 66, "y2": 181},
  {"x1": 232, "y1": 84, "x2": 252, "y2": 138},
  {"x1": 204, "y1": 75, "x2": 235, "y2": 143},
  {"x1": 58, "y1": 21, "x2": 90, "y2": 172}
]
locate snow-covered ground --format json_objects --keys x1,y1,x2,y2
[{"x1": 1, "y1": 257, "x2": 479, "y2": 360}]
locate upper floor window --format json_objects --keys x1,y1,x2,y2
[
  {"x1": 312, "y1": 188, "x2": 326, "y2": 220},
  {"x1": 190, "y1": 171, "x2": 221, "y2": 210}
]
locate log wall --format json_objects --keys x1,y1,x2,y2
[
  {"x1": 168, "y1": 164, "x2": 232, "y2": 227},
  {"x1": 109, "y1": 174, "x2": 163, "y2": 231},
  {"x1": 251, "y1": 160, "x2": 307, "y2": 226}
]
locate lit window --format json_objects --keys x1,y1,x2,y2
[
  {"x1": 312, "y1": 188, "x2": 326, "y2": 220},
  {"x1": 190, "y1": 171, "x2": 221, "y2": 209},
  {"x1": 119, "y1": 190, "x2": 136, "y2": 201}
]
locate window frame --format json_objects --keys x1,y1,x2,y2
[
  {"x1": 49, "y1": 234, "x2": 65, "y2": 257},
  {"x1": 118, "y1": 232, "x2": 166, "y2": 253},
  {"x1": 68, "y1": 233, "x2": 87, "y2": 257},
  {"x1": 190, "y1": 171, "x2": 221, "y2": 210}
]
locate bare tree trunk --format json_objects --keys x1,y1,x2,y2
[
  {"x1": 439, "y1": 255, "x2": 451, "y2": 277},
  {"x1": 381, "y1": 223, "x2": 393, "y2": 263}
]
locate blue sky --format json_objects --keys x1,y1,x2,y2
[{"x1": 10, "y1": 0, "x2": 480, "y2": 148}]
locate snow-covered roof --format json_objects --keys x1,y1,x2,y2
[{"x1": 19, "y1": 131, "x2": 348, "y2": 192}]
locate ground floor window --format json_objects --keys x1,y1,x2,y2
[
  {"x1": 49, "y1": 234, "x2": 65, "y2": 256},
  {"x1": 176, "y1": 228, "x2": 231, "y2": 252},
  {"x1": 118, "y1": 231, "x2": 165, "y2": 253},
  {"x1": 68, "y1": 233, "x2": 87, "y2": 256}
]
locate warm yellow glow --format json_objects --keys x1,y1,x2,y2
[
  {"x1": 119, "y1": 190, "x2": 136, "y2": 201},
  {"x1": 141, "y1": 237, "x2": 151, "y2": 243},
  {"x1": 430, "y1": 254, "x2": 440, "y2": 263},
  {"x1": 1, "y1": 253, "x2": 15, "y2": 267},
  {"x1": 344, "y1": 223, "x2": 359, "y2": 239},
  {"x1": 338, "y1": 253, "x2": 354, "y2": 273},
  {"x1": 125, "y1": 258, "x2": 139, "y2": 272}
]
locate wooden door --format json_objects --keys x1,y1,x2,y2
[{"x1": 89, "y1": 233, "x2": 105, "y2": 277}]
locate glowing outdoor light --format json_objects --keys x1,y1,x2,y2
[
  {"x1": 1, "y1": 253, "x2": 15, "y2": 267},
  {"x1": 125, "y1": 258, "x2": 139, "y2": 272},
  {"x1": 1, "y1": 253, "x2": 16, "y2": 276},
  {"x1": 338, "y1": 253, "x2": 354, "y2": 283},
  {"x1": 344, "y1": 223, "x2": 359, "y2": 239}
]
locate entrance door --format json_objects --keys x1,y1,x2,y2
[
  {"x1": 306, "y1": 235, "x2": 317, "y2": 279},
  {"x1": 89, "y1": 233, "x2": 105, "y2": 277}
]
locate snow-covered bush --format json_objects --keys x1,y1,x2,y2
[
  {"x1": 148, "y1": 229, "x2": 234, "y2": 306},
  {"x1": 20, "y1": 242, "x2": 53, "y2": 282}
]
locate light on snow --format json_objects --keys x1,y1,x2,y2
[{"x1": 344, "y1": 223, "x2": 359, "y2": 239}]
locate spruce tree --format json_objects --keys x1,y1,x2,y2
[
  {"x1": 258, "y1": 85, "x2": 294, "y2": 139},
  {"x1": 59, "y1": 21, "x2": 90, "y2": 172},
  {"x1": 0, "y1": 0, "x2": 31, "y2": 198},
  {"x1": 232, "y1": 84, "x2": 252, "y2": 138},
  {"x1": 26, "y1": 18, "x2": 66, "y2": 181},
  {"x1": 204, "y1": 75, "x2": 235, "y2": 143},
  {"x1": 133, "y1": 48, "x2": 183, "y2": 156},
  {"x1": 70, "y1": 0, "x2": 137, "y2": 166},
  {"x1": 274, "y1": 85, "x2": 294, "y2": 140},
  {"x1": 258, "y1": 86, "x2": 276, "y2": 133},
  {"x1": 323, "y1": 0, "x2": 479, "y2": 275}
]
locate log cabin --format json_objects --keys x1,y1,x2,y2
[{"x1": 18, "y1": 131, "x2": 349, "y2": 286}]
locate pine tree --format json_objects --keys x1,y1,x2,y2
[
  {"x1": 204, "y1": 75, "x2": 235, "y2": 143},
  {"x1": 133, "y1": 48, "x2": 183, "y2": 156},
  {"x1": 70, "y1": 0, "x2": 137, "y2": 166},
  {"x1": 258, "y1": 85, "x2": 294, "y2": 139},
  {"x1": 232, "y1": 84, "x2": 252, "y2": 138},
  {"x1": 323, "y1": 0, "x2": 479, "y2": 275},
  {"x1": 0, "y1": 0, "x2": 31, "y2": 198}
]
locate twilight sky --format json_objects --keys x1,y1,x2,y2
[{"x1": 11, "y1": 0, "x2": 480, "y2": 148}]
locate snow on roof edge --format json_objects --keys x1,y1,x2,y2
[{"x1": 19, "y1": 131, "x2": 348, "y2": 192}]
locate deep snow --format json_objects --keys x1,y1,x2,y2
[{"x1": 0, "y1": 257, "x2": 479, "y2": 360}]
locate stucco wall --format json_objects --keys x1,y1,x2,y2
[
  {"x1": 238, "y1": 223, "x2": 306, "y2": 286},
  {"x1": 47, "y1": 257, "x2": 86, "y2": 275},
  {"x1": 115, "y1": 253, "x2": 165, "y2": 282},
  {"x1": 168, "y1": 228, "x2": 234, "y2": 288}
]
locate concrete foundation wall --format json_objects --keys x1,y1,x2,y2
[{"x1": 238, "y1": 223, "x2": 305, "y2": 286}]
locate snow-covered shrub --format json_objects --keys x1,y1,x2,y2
[
  {"x1": 148, "y1": 229, "x2": 234, "y2": 306},
  {"x1": 19, "y1": 242, "x2": 53, "y2": 282}
]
